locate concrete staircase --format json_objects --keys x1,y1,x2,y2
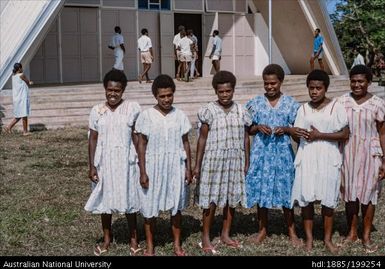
[{"x1": 0, "y1": 76, "x2": 384, "y2": 130}]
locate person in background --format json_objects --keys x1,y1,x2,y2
[
  {"x1": 209, "y1": 30, "x2": 222, "y2": 74},
  {"x1": 310, "y1": 28, "x2": 324, "y2": 71},
  {"x1": 137, "y1": 28, "x2": 154, "y2": 83},
  {"x1": 187, "y1": 29, "x2": 200, "y2": 79},
  {"x1": 108, "y1": 26, "x2": 125, "y2": 71},
  {"x1": 351, "y1": 48, "x2": 365, "y2": 69},
  {"x1": 3, "y1": 63, "x2": 33, "y2": 136},
  {"x1": 173, "y1": 25, "x2": 185, "y2": 80}
]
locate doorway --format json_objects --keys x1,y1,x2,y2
[{"x1": 174, "y1": 13, "x2": 202, "y2": 78}]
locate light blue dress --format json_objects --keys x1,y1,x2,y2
[
  {"x1": 135, "y1": 107, "x2": 191, "y2": 218},
  {"x1": 84, "y1": 100, "x2": 141, "y2": 214},
  {"x1": 245, "y1": 95, "x2": 299, "y2": 209},
  {"x1": 12, "y1": 73, "x2": 30, "y2": 117}
]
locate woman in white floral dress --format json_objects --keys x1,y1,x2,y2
[
  {"x1": 136, "y1": 74, "x2": 192, "y2": 256},
  {"x1": 85, "y1": 70, "x2": 141, "y2": 256}
]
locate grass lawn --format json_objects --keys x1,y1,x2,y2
[{"x1": 0, "y1": 128, "x2": 384, "y2": 256}]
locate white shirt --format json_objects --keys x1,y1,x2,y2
[
  {"x1": 173, "y1": 33, "x2": 181, "y2": 46},
  {"x1": 138, "y1": 35, "x2": 152, "y2": 52},
  {"x1": 212, "y1": 36, "x2": 222, "y2": 56},
  {"x1": 351, "y1": 53, "x2": 365, "y2": 68},
  {"x1": 177, "y1": 37, "x2": 193, "y2": 56},
  {"x1": 110, "y1": 33, "x2": 124, "y2": 51}
]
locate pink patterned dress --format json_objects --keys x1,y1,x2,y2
[{"x1": 339, "y1": 94, "x2": 385, "y2": 205}]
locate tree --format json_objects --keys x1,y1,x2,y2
[{"x1": 331, "y1": 0, "x2": 385, "y2": 68}]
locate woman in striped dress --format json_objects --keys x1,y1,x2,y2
[
  {"x1": 338, "y1": 65, "x2": 385, "y2": 253},
  {"x1": 193, "y1": 71, "x2": 252, "y2": 254}
]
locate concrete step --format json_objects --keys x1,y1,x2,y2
[{"x1": 1, "y1": 76, "x2": 383, "y2": 130}]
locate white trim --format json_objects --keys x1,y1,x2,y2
[
  {"x1": 298, "y1": 0, "x2": 338, "y2": 75},
  {"x1": 58, "y1": 13, "x2": 63, "y2": 83},
  {"x1": 247, "y1": 0, "x2": 257, "y2": 13}
]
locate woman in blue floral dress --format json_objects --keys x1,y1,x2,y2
[{"x1": 245, "y1": 64, "x2": 302, "y2": 246}]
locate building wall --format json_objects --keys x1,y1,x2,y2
[{"x1": 28, "y1": 0, "x2": 345, "y2": 84}]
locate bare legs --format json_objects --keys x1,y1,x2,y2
[
  {"x1": 4, "y1": 117, "x2": 29, "y2": 135},
  {"x1": 302, "y1": 203, "x2": 338, "y2": 253},
  {"x1": 212, "y1": 60, "x2": 220, "y2": 74},
  {"x1": 139, "y1": 63, "x2": 152, "y2": 83},
  {"x1": 201, "y1": 202, "x2": 237, "y2": 249},
  {"x1": 144, "y1": 211, "x2": 184, "y2": 255},
  {"x1": 345, "y1": 200, "x2": 376, "y2": 249},
  {"x1": 310, "y1": 57, "x2": 324, "y2": 71},
  {"x1": 250, "y1": 207, "x2": 301, "y2": 246},
  {"x1": 97, "y1": 213, "x2": 138, "y2": 253}
]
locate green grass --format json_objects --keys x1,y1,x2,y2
[{"x1": 0, "y1": 128, "x2": 384, "y2": 256}]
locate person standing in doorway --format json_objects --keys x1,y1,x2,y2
[
  {"x1": 108, "y1": 26, "x2": 125, "y2": 71},
  {"x1": 209, "y1": 30, "x2": 222, "y2": 74},
  {"x1": 310, "y1": 28, "x2": 324, "y2": 71},
  {"x1": 173, "y1": 25, "x2": 185, "y2": 80},
  {"x1": 137, "y1": 28, "x2": 154, "y2": 83},
  {"x1": 187, "y1": 29, "x2": 200, "y2": 80}
]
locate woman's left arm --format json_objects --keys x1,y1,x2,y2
[
  {"x1": 244, "y1": 126, "x2": 250, "y2": 175},
  {"x1": 377, "y1": 121, "x2": 385, "y2": 180},
  {"x1": 182, "y1": 134, "x2": 192, "y2": 184}
]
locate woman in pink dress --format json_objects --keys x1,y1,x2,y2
[{"x1": 339, "y1": 65, "x2": 385, "y2": 253}]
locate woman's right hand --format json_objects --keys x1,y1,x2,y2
[
  {"x1": 140, "y1": 173, "x2": 149, "y2": 189},
  {"x1": 257, "y1": 125, "x2": 272, "y2": 135},
  {"x1": 89, "y1": 166, "x2": 99, "y2": 183},
  {"x1": 192, "y1": 167, "x2": 200, "y2": 184}
]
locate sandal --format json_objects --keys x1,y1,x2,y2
[
  {"x1": 198, "y1": 242, "x2": 220, "y2": 255},
  {"x1": 94, "y1": 245, "x2": 108, "y2": 256},
  {"x1": 130, "y1": 246, "x2": 143, "y2": 256}
]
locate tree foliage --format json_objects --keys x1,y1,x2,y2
[{"x1": 331, "y1": 0, "x2": 385, "y2": 66}]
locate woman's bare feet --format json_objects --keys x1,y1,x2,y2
[
  {"x1": 304, "y1": 239, "x2": 313, "y2": 252},
  {"x1": 289, "y1": 235, "x2": 304, "y2": 248},
  {"x1": 248, "y1": 231, "x2": 267, "y2": 244},
  {"x1": 324, "y1": 240, "x2": 339, "y2": 254}
]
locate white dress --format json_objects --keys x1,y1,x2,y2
[
  {"x1": 84, "y1": 100, "x2": 141, "y2": 214},
  {"x1": 291, "y1": 100, "x2": 348, "y2": 209},
  {"x1": 12, "y1": 73, "x2": 30, "y2": 118},
  {"x1": 135, "y1": 107, "x2": 192, "y2": 218}
]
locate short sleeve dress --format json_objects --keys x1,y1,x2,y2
[
  {"x1": 84, "y1": 100, "x2": 141, "y2": 214},
  {"x1": 291, "y1": 100, "x2": 348, "y2": 209},
  {"x1": 197, "y1": 101, "x2": 252, "y2": 209},
  {"x1": 135, "y1": 107, "x2": 191, "y2": 218},
  {"x1": 339, "y1": 94, "x2": 385, "y2": 205},
  {"x1": 245, "y1": 95, "x2": 300, "y2": 209}
]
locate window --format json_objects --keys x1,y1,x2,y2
[{"x1": 138, "y1": 0, "x2": 170, "y2": 10}]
